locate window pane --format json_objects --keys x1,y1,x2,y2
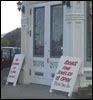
[
  {"x1": 86, "y1": 1, "x2": 92, "y2": 61},
  {"x1": 51, "y1": 5, "x2": 63, "y2": 57},
  {"x1": 33, "y1": 7, "x2": 44, "y2": 57}
]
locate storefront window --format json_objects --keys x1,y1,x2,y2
[
  {"x1": 33, "y1": 7, "x2": 45, "y2": 57},
  {"x1": 50, "y1": 4, "x2": 63, "y2": 57},
  {"x1": 86, "y1": 1, "x2": 92, "y2": 62}
]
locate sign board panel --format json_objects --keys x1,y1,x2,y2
[
  {"x1": 50, "y1": 56, "x2": 81, "y2": 97},
  {"x1": 6, "y1": 54, "x2": 24, "y2": 86}
]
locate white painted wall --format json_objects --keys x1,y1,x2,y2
[{"x1": 19, "y1": 1, "x2": 92, "y2": 91}]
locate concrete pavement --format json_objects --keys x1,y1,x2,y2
[
  {"x1": 1, "y1": 68, "x2": 78, "y2": 99},
  {"x1": 1, "y1": 83, "x2": 78, "y2": 99}
]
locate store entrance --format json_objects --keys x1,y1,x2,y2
[{"x1": 31, "y1": 1, "x2": 63, "y2": 85}]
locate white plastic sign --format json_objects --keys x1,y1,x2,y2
[
  {"x1": 6, "y1": 54, "x2": 24, "y2": 86},
  {"x1": 50, "y1": 56, "x2": 81, "y2": 97}
]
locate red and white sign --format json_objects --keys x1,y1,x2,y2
[
  {"x1": 6, "y1": 54, "x2": 24, "y2": 86},
  {"x1": 50, "y1": 56, "x2": 81, "y2": 97}
]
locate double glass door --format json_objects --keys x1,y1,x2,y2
[{"x1": 31, "y1": 1, "x2": 63, "y2": 85}]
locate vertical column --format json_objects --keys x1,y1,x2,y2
[{"x1": 20, "y1": 1, "x2": 31, "y2": 84}]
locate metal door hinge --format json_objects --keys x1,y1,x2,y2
[
  {"x1": 29, "y1": 69, "x2": 31, "y2": 76},
  {"x1": 30, "y1": 30, "x2": 31, "y2": 37},
  {"x1": 30, "y1": 8, "x2": 32, "y2": 15}
]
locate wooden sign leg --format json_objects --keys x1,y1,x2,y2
[
  {"x1": 68, "y1": 92, "x2": 72, "y2": 97},
  {"x1": 13, "y1": 82, "x2": 16, "y2": 86},
  {"x1": 6, "y1": 82, "x2": 8, "y2": 85},
  {"x1": 49, "y1": 89, "x2": 53, "y2": 93}
]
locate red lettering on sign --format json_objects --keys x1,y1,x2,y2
[
  {"x1": 57, "y1": 70, "x2": 62, "y2": 74},
  {"x1": 11, "y1": 71, "x2": 16, "y2": 73},
  {"x1": 12, "y1": 63, "x2": 19, "y2": 65},
  {"x1": 64, "y1": 60, "x2": 78, "y2": 66},
  {"x1": 60, "y1": 77, "x2": 71, "y2": 82},
  {"x1": 67, "y1": 72, "x2": 73, "y2": 76},
  {"x1": 62, "y1": 66, "x2": 71, "y2": 70},
  {"x1": 13, "y1": 67, "x2": 16, "y2": 69},
  {"x1": 55, "y1": 76, "x2": 60, "y2": 80},
  {"x1": 57, "y1": 70, "x2": 73, "y2": 76}
]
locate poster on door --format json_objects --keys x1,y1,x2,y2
[
  {"x1": 50, "y1": 56, "x2": 81, "y2": 97},
  {"x1": 6, "y1": 54, "x2": 24, "y2": 86}
]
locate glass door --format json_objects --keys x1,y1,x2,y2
[
  {"x1": 31, "y1": 3, "x2": 49, "y2": 85},
  {"x1": 46, "y1": 2, "x2": 63, "y2": 84},
  {"x1": 31, "y1": 1, "x2": 63, "y2": 85}
]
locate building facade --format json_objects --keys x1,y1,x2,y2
[{"x1": 19, "y1": 1, "x2": 92, "y2": 92}]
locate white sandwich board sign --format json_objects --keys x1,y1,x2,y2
[
  {"x1": 50, "y1": 56, "x2": 81, "y2": 97},
  {"x1": 6, "y1": 54, "x2": 24, "y2": 86}
]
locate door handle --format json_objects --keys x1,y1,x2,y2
[{"x1": 47, "y1": 58, "x2": 49, "y2": 63}]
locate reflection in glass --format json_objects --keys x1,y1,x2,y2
[
  {"x1": 33, "y1": 7, "x2": 44, "y2": 57},
  {"x1": 51, "y1": 5, "x2": 63, "y2": 57}
]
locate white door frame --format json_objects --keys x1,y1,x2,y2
[{"x1": 30, "y1": 1, "x2": 64, "y2": 85}]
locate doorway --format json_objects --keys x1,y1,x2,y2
[{"x1": 31, "y1": 1, "x2": 63, "y2": 85}]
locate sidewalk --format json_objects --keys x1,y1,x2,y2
[
  {"x1": 1, "y1": 83, "x2": 78, "y2": 99},
  {"x1": 1, "y1": 68, "x2": 78, "y2": 99}
]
